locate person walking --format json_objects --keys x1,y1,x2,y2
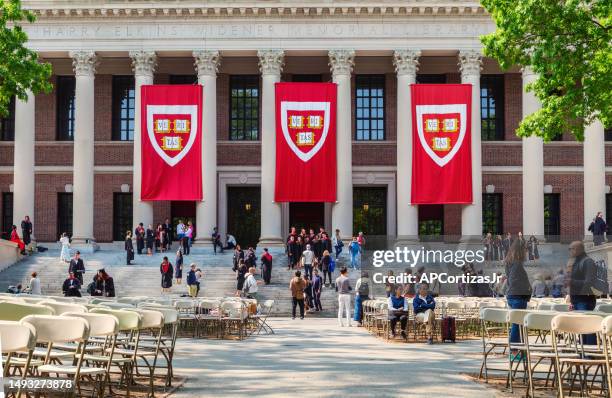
[
  {"x1": 243, "y1": 267, "x2": 259, "y2": 300},
  {"x1": 125, "y1": 230, "x2": 134, "y2": 265},
  {"x1": 212, "y1": 227, "x2": 223, "y2": 254},
  {"x1": 336, "y1": 267, "x2": 353, "y2": 327},
  {"x1": 588, "y1": 211, "x2": 607, "y2": 246},
  {"x1": 301, "y1": 244, "x2": 314, "y2": 280},
  {"x1": 92, "y1": 269, "x2": 115, "y2": 297},
  {"x1": 332, "y1": 229, "x2": 343, "y2": 260},
  {"x1": 261, "y1": 248, "x2": 273, "y2": 285},
  {"x1": 62, "y1": 272, "x2": 81, "y2": 297},
  {"x1": 146, "y1": 224, "x2": 155, "y2": 255},
  {"x1": 354, "y1": 271, "x2": 370, "y2": 325},
  {"x1": 163, "y1": 218, "x2": 173, "y2": 250},
  {"x1": 349, "y1": 237, "x2": 360, "y2": 269},
  {"x1": 59, "y1": 232, "x2": 71, "y2": 263},
  {"x1": 504, "y1": 238, "x2": 532, "y2": 356},
  {"x1": 135, "y1": 223, "x2": 145, "y2": 255},
  {"x1": 175, "y1": 249, "x2": 184, "y2": 284},
  {"x1": 160, "y1": 256, "x2": 174, "y2": 293},
  {"x1": 29, "y1": 272, "x2": 41, "y2": 295},
  {"x1": 68, "y1": 251, "x2": 85, "y2": 285},
  {"x1": 321, "y1": 250, "x2": 333, "y2": 287},
  {"x1": 312, "y1": 268, "x2": 323, "y2": 312},
  {"x1": 289, "y1": 270, "x2": 307, "y2": 320},
  {"x1": 186, "y1": 263, "x2": 198, "y2": 298},
  {"x1": 21, "y1": 215, "x2": 32, "y2": 251}
]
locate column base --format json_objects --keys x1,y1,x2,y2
[
  {"x1": 258, "y1": 236, "x2": 285, "y2": 249},
  {"x1": 70, "y1": 238, "x2": 99, "y2": 253},
  {"x1": 394, "y1": 235, "x2": 420, "y2": 246}
]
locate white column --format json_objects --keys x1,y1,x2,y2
[
  {"x1": 329, "y1": 49, "x2": 355, "y2": 240},
  {"x1": 521, "y1": 67, "x2": 545, "y2": 238},
  {"x1": 393, "y1": 49, "x2": 421, "y2": 240},
  {"x1": 129, "y1": 51, "x2": 157, "y2": 231},
  {"x1": 12, "y1": 92, "x2": 36, "y2": 238},
  {"x1": 69, "y1": 51, "x2": 97, "y2": 250},
  {"x1": 584, "y1": 119, "x2": 606, "y2": 239},
  {"x1": 193, "y1": 50, "x2": 220, "y2": 247},
  {"x1": 257, "y1": 49, "x2": 284, "y2": 247},
  {"x1": 459, "y1": 50, "x2": 483, "y2": 239}
]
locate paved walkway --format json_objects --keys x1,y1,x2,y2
[{"x1": 171, "y1": 318, "x2": 499, "y2": 398}]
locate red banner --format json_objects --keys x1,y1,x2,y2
[
  {"x1": 411, "y1": 84, "x2": 472, "y2": 204},
  {"x1": 275, "y1": 83, "x2": 337, "y2": 202},
  {"x1": 141, "y1": 85, "x2": 203, "y2": 201}
]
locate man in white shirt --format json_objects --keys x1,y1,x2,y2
[
  {"x1": 243, "y1": 267, "x2": 259, "y2": 300},
  {"x1": 225, "y1": 234, "x2": 237, "y2": 250},
  {"x1": 176, "y1": 220, "x2": 185, "y2": 240},
  {"x1": 302, "y1": 244, "x2": 315, "y2": 279}
]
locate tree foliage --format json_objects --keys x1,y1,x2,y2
[
  {"x1": 481, "y1": 0, "x2": 611, "y2": 141},
  {"x1": 0, "y1": 0, "x2": 52, "y2": 116}
]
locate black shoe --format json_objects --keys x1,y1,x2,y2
[{"x1": 401, "y1": 331, "x2": 407, "y2": 340}]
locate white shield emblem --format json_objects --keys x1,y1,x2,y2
[
  {"x1": 146, "y1": 105, "x2": 198, "y2": 167},
  {"x1": 280, "y1": 101, "x2": 331, "y2": 162},
  {"x1": 415, "y1": 104, "x2": 467, "y2": 167}
]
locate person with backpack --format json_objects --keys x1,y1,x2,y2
[
  {"x1": 567, "y1": 240, "x2": 607, "y2": 344},
  {"x1": 354, "y1": 271, "x2": 370, "y2": 325}
]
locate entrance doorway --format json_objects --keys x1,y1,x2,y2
[
  {"x1": 289, "y1": 202, "x2": 325, "y2": 233},
  {"x1": 353, "y1": 187, "x2": 387, "y2": 249},
  {"x1": 227, "y1": 187, "x2": 261, "y2": 248},
  {"x1": 418, "y1": 204, "x2": 444, "y2": 241},
  {"x1": 171, "y1": 201, "x2": 196, "y2": 238}
]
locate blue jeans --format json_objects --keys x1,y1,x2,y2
[
  {"x1": 350, "y1": 252, "x2": 359, "y2": 269},
  {"x1": 354, "y1": 294, "x2": 366, "y2": 322},
  {"x1": 335, "y1": 245, "x2": 342, "y2": 259},
  {"x1": 304, "y1": 264, "x2": 313, "y2": 280},
  {"x1": 507, "y1": 296, "x2": 529, "y2": 343},
  {"x1": 571, "y1": 296, "x2": 597, "y2": 345}
]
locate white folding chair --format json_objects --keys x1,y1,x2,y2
[{"x1": 0, "y1": 321, "x2": 37, "y2": 397}]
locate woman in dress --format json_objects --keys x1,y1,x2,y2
[
  {"x1": 160, "y1": 226, "x2": 167, "y2": 252},
  {"x1": 175, "y1": 249, "x2": 184, "y2": 285},
  {"x1": 125, "y1": 230, "x2": 134, "y2": 265},
  {"x1": 10, "y1": 225, "x2": 25, "y2": 254},
  {"x1": 155, "y1": 224, "x2": 162, "y2": 252},
  {"x1": 234, "y1": 259, "x2": 247, "y2": 296},
  {"x1": 146, "y1": 224, "x2": 155, "y2": 255},
  {"x1": 160, "y1": 256, "x2": 174, "y2": 293},
  {"x1": 59, "y1": 232, "x2": 71, "y2": 263}
]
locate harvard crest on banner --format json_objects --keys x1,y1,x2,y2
[{"x1": 275, "y1": 83, "x2": 337, "y2": 202}]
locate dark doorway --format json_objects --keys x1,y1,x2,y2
[
  {"x1": 171, "y1": 201, "x2": 197, "y2": 238},
  {"x1": 113, "y1": 193, "x2": 133, "y2": 241},
  {"x1": 57, "y1": 193, "x2": 73, "y2": 239},
  {"x1": 290, "y1": 202, "x2": 325, "y2": 233},
  {"x1": 544, "y1": 193, "x2": 561, "y2": 241},
  {"x1": 1, "y1": 192, "x2": 13, "y2": 239},
  {"x1": 353, "y1": 187, "x2": 387, "y2": 249},
  {"x1": 227, "y1": 187, "x2": 261, "y2": 248},
  {"x1": 419, "y1": 204, "x2": 444, "y2": 240}
]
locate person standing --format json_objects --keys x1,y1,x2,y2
[
  {"x1": 145, "y1": 224, "x2": 155, "y2": 255},
  {"x1": 336, "y1": 267, "x2": 353, "y2": 327},
  {"x1": 261, "y1": 248, "x2": 273, "y2": 285},
  {"x1": 160, "y1": 256, "x2": 174, "y2": 294},
  {"x1": 29, "y1": 272, "x2": 41, "y2": 295},
  {"x1": 321, "y1": 250, "x2": 333, "y2": 287},
  {"x1": 504, "y1": 239, "x2": 532, "y2": 352},
  {"x1": 354, "y1": 271, "x2": 370, "y2": 325},
  {"x1": 287, "y1": 235, "x2": 299, "y2": 270},
  {"x1": 93, "y1": 269, "x2": 115, "y2": 297},
  {"x1": 125, "y1": 230, "x2": 134, "y2": 265},
  {"x1": 212, "y1": 227, "x2": 223, "y2": 254},
  {"x1": 312, "y1": 268, "x2": 323, "y2": 312},
  {"x1": 332, "y1": 229, "x2": 343, "y2": 260},
  {"x1": 289, "y1": 270, "x2": 307, "y2": 320},
  {"x1": 528, "y1": 235, "x2": 539, "y2": 261},
  {"x1": 62, "y1": 272, "x2": 81, "y2": 297},
  {"x1": 588, "y1": 211, "x2": 607, "y2": 246},
  {"x1": 135, "y1": 223, "x2": 145, "y2": 255},
  {"x1": 243, "y1": 267, "x2": 259, "y2": 300},
  {"x1": 301, "y1": 244, "x2": 314, "y2": 280},
  {"x1": 349, "y1": 237, "x2": 360, "y2": 270},
  {"x1": 183, "y1": 222, "x2": 193, "y2": 255},
  {"x1": 69, "y1": 251, "x2": 85, "y2": 285},
  {"x1": 59, "y1": 232, "x2": 71, "y2": 263},
  {"x1": 186, "y1": 263, "x2": 198, "y2": 298},
  {"x1": 502, "y1": 232, "x2": 512, "y2": 258},
  {"x1": 175, "y1": 249, "x2": 184, "y2": 285},
  {"x1": 234, "y1": 260, "x2": 247, "y2": 297},
  {"x1": 195, "y1": 267, "x2": 203, "y2": 296},
  {"x1": 21, "y1": 215, "x2": 32, "y2": 250},
  {"x1": 163, "y1": 218, "x2": 173, "y2": 250},
  {"x1": 176, "y1": 219, "x2": 185, "y2": 241}
]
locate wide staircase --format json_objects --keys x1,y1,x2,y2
[{"x1": 0, "y1": 246, "x2": 359, "y2": 316}]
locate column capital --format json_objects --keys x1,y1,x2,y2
[
  {"x1": 129, "y1": 50, "x2": 157, "y2": 77},
  {"x1": 458, "y1": 49, "x2": 482, "y2": 78},
  {"x1": 193, "y1": 50, "x2": 220, "y2": 78},
  {"x1": 257, "y1": 49, "x2": 284, "y2": 76},
  {"x1": 70, "y1": 51, "x2": 98, "y2": 77},
  {"x1": 328, "y1": 49, "x2": 355, "y2": 76},
  {"x1": 393, "y1": 49, "x2": 421, "y2": 76}
]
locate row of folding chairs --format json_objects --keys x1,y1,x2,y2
[
  {"x1": 0, "y1": 298, "x2": 180, "y2": 397},
  {"x1": 480, "y1": 307, "x2": 612, "y2": 397}
]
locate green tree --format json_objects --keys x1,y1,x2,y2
[
  {"x1": 481, "y1": 0, "x2": 611, "y2": 141},
  {"x1": 0, "y1": 0, "x2": 52, "y2": 116}
]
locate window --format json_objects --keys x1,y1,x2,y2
[
  {"x1": 605, "y1": 128, "x2": 612, "y2": 142},
  {"x1": 230, "y1": 75, "x2": 259, "y2": 141},
  {"x1": 0, "y1": 97, "x2": 15, "y2": 141},
  {"x1": 606, "y1": 193, "x2": 612, "y2": 228},
  {"x1": 480, "y1": 75, "x2": 505, "y2": 141},
  {"x1": 1, "y1": 193, "x2": 13, "y2": 239},
  {"x1": 169, "y1": 75, "x2": 198, "y2": 85},
  {"x1": 57, "y1": 193, "x2": 73, "y2": 238},
  {"x1": 56, "y1": 76, "x2": 76, "y2": 141},
  {"x1": 292, "y1": 75, "x2": 322, "y2": 83},
  {"x1": 416, "y1": 74, "x2": 447, "y2": 84},
  {"x1": 544, "y1": 193, "x2": 560, "y2": 241},
  {"x1": 113, "y1": 193, "x2": 133, "y2": 241},
  {"x1": 355, "y1": 75, "x2": 385, "y2": 141},
  {"x1": 112, "y1": 76, "x2": 135, "y2": 141},
  {"x1": 482, "y1": 193, "x2": 503, "y2": 235},
  {"x1": 418, "y1": 205, "x2": 444, "y2": 240}
]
